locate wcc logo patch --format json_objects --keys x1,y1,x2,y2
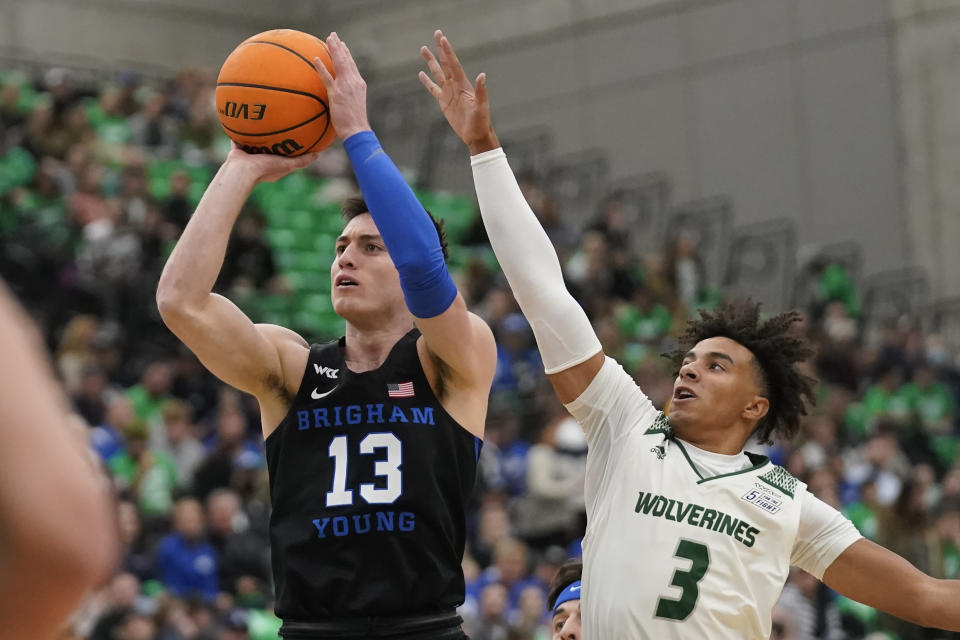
[{"x1": 650, "y1": 445, "x2": 666, "y2": 460}]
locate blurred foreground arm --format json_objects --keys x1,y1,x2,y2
[
  {"x1": 0, "y1": 284, "x2": 118, "y2": 640},
  {"x1": 420, "y1": 30, "x2": 602, "y2": 403}
]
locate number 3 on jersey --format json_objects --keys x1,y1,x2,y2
[
  {"x1": 655, "y1": 540, "x2": 710, "y2": 621},
  {"x1": 325, "y1": 433, "x2": 402, "y2": 506}
]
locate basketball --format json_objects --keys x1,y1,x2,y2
[{"x1": 216, "y1": 29, "x2": 336, "y2": 156}]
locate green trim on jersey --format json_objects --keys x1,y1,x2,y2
[
  {"x1": 672, "y1": 438, "x2": 705, "y2": 480},
  {"x1": 670, "y1": 438, "x2": 770, "y2": 484},
  {"x1": 757, "y1": 466, "x2": 798, "y2": 498},
  {"x1": 644, "y1": 412, "x2": 673, "y2": 436}
]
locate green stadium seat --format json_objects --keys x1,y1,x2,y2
[
  {"x1": 267, "y1": 228, "x2": 298, "y2": 252},
  {"x1": 284, "y1": 210, "x2": 316, "y2": 232}
]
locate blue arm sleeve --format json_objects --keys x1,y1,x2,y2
[{"x1": 343, "y1": 130, "x2": 458, "y2": 318}]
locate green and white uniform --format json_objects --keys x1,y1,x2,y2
[{"x1": 566, "y1": 357, "x2": 862, "y2": 639}]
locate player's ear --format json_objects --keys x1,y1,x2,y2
[{"x1": 742, "y1": 395, "x2": 769, "y2": 422}]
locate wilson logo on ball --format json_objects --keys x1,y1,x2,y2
[
  {"x1": 239, "y1": 139, "x2": 304, "y2": 155},
  {"x1": 220, "y1": 101, "x2": 267, "y2": 120}
]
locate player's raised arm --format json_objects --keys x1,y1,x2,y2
[
  {"x1": 822, "y1": 538, "x2": 960, "y2": 631},
  {"x1": 419, "y1": 30, "x2": 603, "y2": 404},
  {"x1": 314, "y1": 32, "x2": 497, "y2": 411},
  {"x1": 156, "y1": 147, "x2": 315, "y2": 411}
]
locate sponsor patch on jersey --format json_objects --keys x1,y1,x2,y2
[{"x1": 741, "y1": 488, "x2": 782, "y2": 514}]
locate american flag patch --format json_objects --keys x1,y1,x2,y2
[{"x1": 387, "y1": 382, "x2": 414, "y2": 398}]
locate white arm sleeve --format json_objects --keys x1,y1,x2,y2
[
  {"x1": 791, "y1": 492, "x2": 864, "y2": 580},
  {"x1": 471, "y1": 148, "x2": 601, "y2": 374}
]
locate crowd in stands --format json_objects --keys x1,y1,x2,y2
[{"x1": 1, "y1": 63, "x2": 959, "y2": 640}]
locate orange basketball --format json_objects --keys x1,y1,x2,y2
[{"x1": 216, "y1": 29, "x2": 336, "y2": 156}]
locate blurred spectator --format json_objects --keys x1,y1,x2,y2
[
  {"x1": 117, "y1": 611, "x2": 157, "y2": 640},
  {"x1": 843, "y1": 475, "x2": 882, "y2": 541},
  {"x1": 512, "y1": 411, "x2": 586, "y2": 549},
  {"x1": 206, "y1": 488, "x2": 271, "y2": 595},
  {"x1": 117, "y1": 499, "x2": 155, "y2": 583},
  {"x1": 169, "y1": 345, "x2": 221, "y2": 424},
  {"x1": 56, "y1": 313, "x2": 101, "y2": 394},
  {"x1": 478, "y1": 408, "x2": 530, "y2": 500},
  {"x1": 126, "y1": 359, "x2": 175, "y2": 445},
  {"x1": 160, "y1": 398, "x2": 206, "y2": 488},
  {"x1": 928, "y1": 501, "x2": 960, "y2": 579},
  {"x1": 775, "y1": 567, "x2": 845, "y2": 640},
  {"x1": 509, "y1": 584, "x2": 549, "y2": 639},
  {"x1": 91, "y1": 394, "x2": 136, "y2": 464},
  {"x1": 155, "y1": 497, "x2": 219, "y2": 600},
  {"x1": 492, "y1": 313, "x2": 543, "y2": 395},
  {"x1": 217, "y1": 206, "x2": 283, "y2": 295},
  {"x1": 193, "y1": 406, "x2": 263, "y2": 501},
  {"x1": 473, "y1": 537, "x2": 543, "y2": 614},
  {"x1": 129, "y1": 89, "x2": 180, "y2": 154},
  {"x1": 88, "y1": 572, "x2": 144, "y2": 640},
  {"x1": 72, "y1": 363, "x2": 111, "y2": 425},
  {"x1": 109, "y1": 417, "x2": 178, "y2": 517},
  {"x1": 664, "y1": 231, "x2": 706, "y2": 309},
  {"x1": 899, "y1": 362, "x2": 957, "y2": 436},
  {"x1": 469, "y1": 582, "x2": 511, "y2": 640},
  {"x1": 770, "y1": 604, "x2": 799, "y2": 640},
  {"x1": 162, "y1": 169, "x2": 193, "y2": 230}
]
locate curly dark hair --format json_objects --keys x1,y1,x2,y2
[
  {"x1": 341, "y1": 196, "x2": 449, "y2": 262},
  {"x1": 667, "y1": 300, "x2": 817, "y2": 444}
]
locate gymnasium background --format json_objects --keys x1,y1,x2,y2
[{"x1": 2, "y1": 0, "x2": 959, "y2": 638}]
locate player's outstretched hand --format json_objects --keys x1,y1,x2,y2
[
  {"x1": 226, "y1": 143, "x2": 318, "y2": 183},
  {"x1": 313, "y1": 32, "x2": 372, "y2": 140},
  {"x1": 420, "y1": 30, "x2": 499, "y2": 155}
]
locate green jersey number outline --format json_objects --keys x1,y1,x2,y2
[{"x1": 655, "y1": 539, "x2": 710, "y2": 621}]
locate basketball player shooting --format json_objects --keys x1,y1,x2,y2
[
  {"x1": 157, "y1": 31, "x2": 496, "y2": 639},
  {"x1": 0, "y1": 282, "x2": 117, "y2": 640},
  {"x1": 420, "y1": 29, "x2": 960, "y2": 639}
]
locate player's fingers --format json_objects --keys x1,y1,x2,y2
[
  {"x1": 438, "y1": 32, "x2": 470, "y2": 85},
  {"x1": 326, "y1": 32, "x2": 352, "y2": 71},
  {"x1": 418, "y1": 70, "x2": 442, "y2": 100},
  {"x1": 314, "y1": 57, "x2": 335, "y2": 87},
  {"x1": 475, "y1": 72, "x2": 488, "y2": 104},
  {"x1": 295, "y1": 152, "x2": 320, "y2": 167},
  {"x1": 330, "y1": 32, "x2": 362, "y2": 76},
  {"x1": 420, "y1": 46, "x2": 445, "y2": 85}
]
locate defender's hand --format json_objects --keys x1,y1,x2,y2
[
  {"x1": 313, "y1": 32, "x2": 372, "y2": 141},
  {"x1": 225, "y1": 143, "x2": 318, "y2": 184},
  {"x1": 419, "y1": 30, "x2": 499, "y2": 155}
]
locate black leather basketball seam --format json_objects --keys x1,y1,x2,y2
[
  {"x1": 216, "y1": 82, "x2": 327, "y2": 104},
  {"x1": 220, "y1": 109, "x2": 327, "y2": 137},
  {"x1": 294, "y1": 115, "x2": 333, "y2": 156},
  {"x1": 243, "y1": 39, "x2": 320, "y2": 74}
]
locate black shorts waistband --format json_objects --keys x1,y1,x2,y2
[{"x1": 280, "y1": 610, "x2": 464, "y2": 639}]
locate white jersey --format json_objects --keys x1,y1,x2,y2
[{"x1": 566, "y1": 357, "x2": 862, "y2": 640}]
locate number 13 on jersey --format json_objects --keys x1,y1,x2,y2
[{"x1": 326, "y1": 433, "x2": 403, "y2": 506}]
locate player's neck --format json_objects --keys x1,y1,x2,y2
[
  {"x1": 342, "y1": 315, "x2": 415, "y2": 373},
  {"x1": 672, "y1": 422, "x2": 749, "y2": 456}
]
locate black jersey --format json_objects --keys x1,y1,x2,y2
[{"x1": 265, "y1": 329, "x2": 481, "y2": 623}]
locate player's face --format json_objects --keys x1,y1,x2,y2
[
  {"x1": 330, "y1": 213, "x2": 406, "y2": 322},
  {"x1": 552, "y1": 600, "x2": 581, "y2": 640},
  {"x1": 669, "y1": 336, "x2": 769, "y2": 432}
]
